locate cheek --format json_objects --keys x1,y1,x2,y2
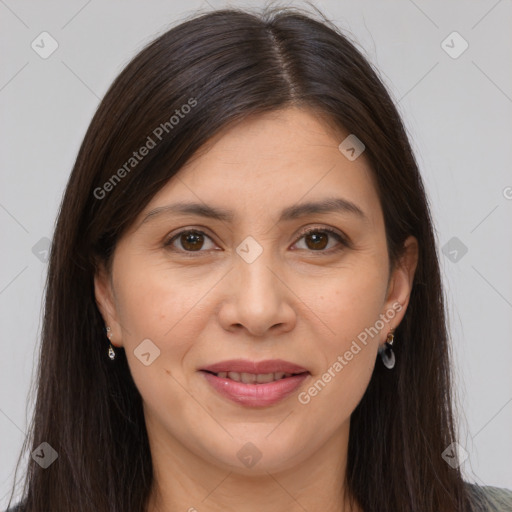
[
  {"x1": 299, "y1": 263, "x2": 387, "y2": 404},
  {"x1": 110, "y1": 257, "x2": 212, "y2": 403},
  {"x1": 297, "y1": 342, "x2": 375, "y2": 446},
  {"x1": 114, "y1": 254, "x2": 215, "y2": 343},
  {"x1": 112, "y1": 258, "x2": 209, "y2": 411},
  {"x1": 309, "y1": 262, "x2": 388, "y2": 344},
  {"x1": 296, "y1": 272, "x2": 384, "y2": 434}
]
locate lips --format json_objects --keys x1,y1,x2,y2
[
  {"x1": 210, "y1": 371, "x2": 299, "y2": 383},
  {"x1": 199, "y1": 359, "x2": 310, "y2": 407},
  {"x1": 200, "y1": 358, "x2": 309, "y2": 375}
]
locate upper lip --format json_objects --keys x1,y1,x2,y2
[{"x1": 200, "y1": 359, "x2": 309, "y2": 374}]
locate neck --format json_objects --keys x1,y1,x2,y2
[{"x1": 144, "y1": 419, "x2": 362, "y2": 512}]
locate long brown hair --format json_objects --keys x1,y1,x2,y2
[{"x1": 7, "y1": 6, "x2": 476, "y2": 511}]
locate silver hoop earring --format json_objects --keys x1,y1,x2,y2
[
  {"x1": 378, "y1": 331, "x2": 395, "y2": 370},
  {"x1": 105, "y1": 326, "x2": 116, "y2": 360}
]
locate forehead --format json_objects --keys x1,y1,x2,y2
[{"x1": 141, "y1": 107, "x2": 383, "y2": 228}]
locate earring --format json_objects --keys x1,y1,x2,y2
[
  {"x1": 105, "y1": 326, "x2": 116, "y2": 360},
  {"x1": 378, "y1": 330, "x2": 395, "y2": 370}
]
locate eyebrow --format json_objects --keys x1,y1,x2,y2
[{"x1": 141, "y1": 197, "x2": 369, "y2": 225}]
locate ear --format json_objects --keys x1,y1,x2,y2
[
  {"x1": 94, "y1": 261, "x2": 123, "y2": 348},
  {"x1": 380, "y1": 235, "x2": 419, "y2": 336}
]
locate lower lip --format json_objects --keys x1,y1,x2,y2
[{"x1": 200, "y1": 371, "x2": 309, "y2": 407}]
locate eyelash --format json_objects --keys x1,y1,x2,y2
[{"x1": 163, "y1": 226, "x2": 349, "y2": 255}]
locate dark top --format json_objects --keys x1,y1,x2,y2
[
  {"x1": 5, "y1": 482, "x2": 512, "y2": 511},
  {"x1": 465, "y1": 483, "x2": 512, "y2": 511}
]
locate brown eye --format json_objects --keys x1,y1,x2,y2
[
  {"x1": 180, "y1": 231, "x2": 204, "y2": 251},
  {"x1": 304, "y1": 231, "x2": 329, "y2": 250},
  {"x1": 165, "y1": 230, "x2": 215, "y2": 252},
  {"x1": 294, "y1": 228, "x2": 347, "y2": 252}
]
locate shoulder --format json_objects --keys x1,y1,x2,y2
[{"x1": 464, "y1": 481, "x2": 512, "y2": 511}]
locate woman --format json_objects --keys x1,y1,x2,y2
[{"x1": 5, "y1": 6, "x2": 512, "y2": 512}]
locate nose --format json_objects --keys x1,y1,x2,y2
[{"x1": 217, "y1": 248, "x2": 297, "y2": 337}]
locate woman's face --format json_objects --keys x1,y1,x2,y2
[{"x1": 95, "y1": 107, "x2": 417, "y2": 475}]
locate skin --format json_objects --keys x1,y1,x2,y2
[{"x1": 95, "y1": 107, "x2": 418, "y2": 512}]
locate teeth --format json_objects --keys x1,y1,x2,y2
[
  {"x1": 217, "y1": 371, "x2": 297, "y2": 383},
  {"x1": 240, "y1": 372, "x2": 257, "y2": 384},
  {"x1": 257, "y1": 372, "x2": 279, "y2": 383}
]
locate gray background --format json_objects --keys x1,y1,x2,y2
[{"x1": 1, "y1": 0, "x2": 511, "y2": 506}]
